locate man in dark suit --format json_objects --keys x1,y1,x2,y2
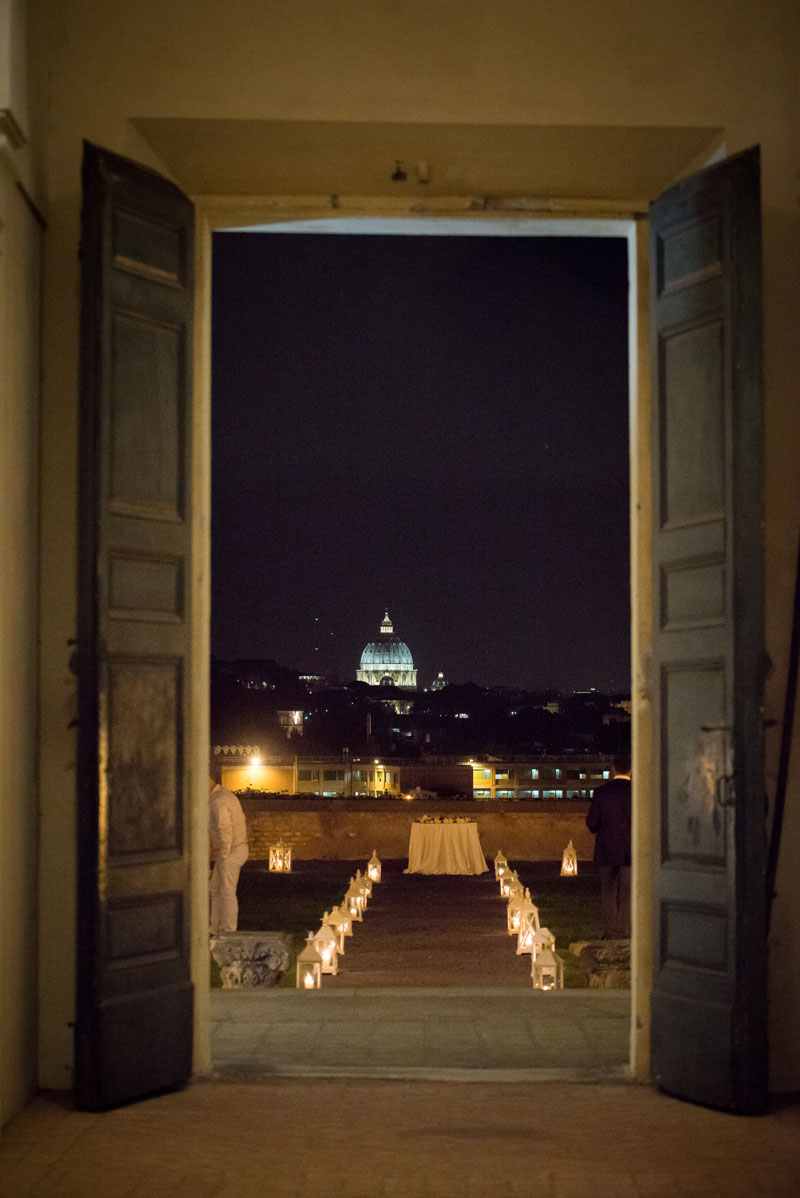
[{"x1": 586, "y1": 754, "x2": 632, "y2": 939}]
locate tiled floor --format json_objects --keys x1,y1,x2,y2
[{"x1": 3, "y1": 1079, "x2": 800, "y2": 1197}]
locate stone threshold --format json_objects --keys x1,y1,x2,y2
[{"x1": 212, "y1": 1064, "x2": 633, "y2": 1084}]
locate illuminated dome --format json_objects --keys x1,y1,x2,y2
[{"x1": 357, "y1": 611, "x2": 417, "y2": 688}]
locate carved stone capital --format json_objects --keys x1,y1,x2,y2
[{"x1": 210, "y1": 931, "x2": 291, "y2": 988}]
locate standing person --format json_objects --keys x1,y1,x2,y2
[
  {"x1": 586, "y1": 754, "x2": 632, "y2": 939},
  {"x1": 209, "y1": 776, "x2": 249, "y2": 935}
]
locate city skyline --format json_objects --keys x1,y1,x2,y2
[{"x1": 211, "y1": 232, "x2": 630, "y2": 691}]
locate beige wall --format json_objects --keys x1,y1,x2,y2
[
  {"x1": 0, "y1": 149, "x2": 41, "y2": 1122},
  {"x1": 22, "y1": 0, "x2": 800, "y2": 1094}
]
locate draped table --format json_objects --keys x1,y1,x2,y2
[{"x1": 405, "y1": 821, "x2": 489, "y2": 875}]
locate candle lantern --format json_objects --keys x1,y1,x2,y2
[
  {"x1": 530, "y1": 926, "x2": 556, "y2": 961},
  {"x1": 296, "y1": 933, "x2": 322, "y2": 990},
  {"x1": 330, "y1": 904, "x2": 353, "y2": 950},
  {"x1": 322, "y1": 909, "x2": 346, "y2": 955},
  {"x1": 531, "y1": 947, "x2": 565, "y2": 991},
  {"x1": 269, "y1": 839, "x2": 292, "y2": 873},
  {"x1": 367, "y1": 850, "x2": 382, "y2": 884},
  {"x1": 500, "y1": 869, "x2": 519, "y2": 899},
  {"x1": 345, "y1": 877, "x2": 364, "y2": 921},
  {"x1": 507, "y1": 888, "x2": 528, "y2": 936},
  {"x1": 357, "y1": 868, "x2": 372, "y2": 902},
  {"x1": 561, "y1": 840, "x2": 578, "y2": 877},
  {"x1": 312, "y1": 922, "x2": 339, "y2": 975},
  {"x1": 516, "y1": 890, "x2": 542, "y2": 955},
  {"x1": 494, "y1": 850, "x2": 508, "y2": 881}
]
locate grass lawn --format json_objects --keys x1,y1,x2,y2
[
  {"x1": 508, "y1": 864, "x2": 604, "y2": 988},
  {"x1": 211, "y1": 858, "x2": 604, "y2": 989},
  {"x1": 211, "y1": 860, "x2": 360, "y2": 987}
]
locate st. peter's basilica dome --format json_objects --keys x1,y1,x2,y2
[{"x1": 357, "y1": 611, "x2": 417, "y2": 688}]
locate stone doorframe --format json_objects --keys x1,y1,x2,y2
[{"x1": 187, "y1": 199, "x2": 654, "y2": 1083}]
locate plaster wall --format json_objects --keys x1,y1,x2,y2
[
  {"x1": 0, "y1": 151, "x2": 41, "y2": 1123},
  {"x1": 24, "y1": 0, "x2": 800, "y2": 1091}
]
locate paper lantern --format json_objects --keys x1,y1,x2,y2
[
  {"x1": 269, "y1": 840, "x2": 292, "y2": 873},
  {"x1": 532, "y1": 947, "x2": 565, "y2": 991},
  {"x1": 312, "y1": 923, "x2": 339, "y2": 976},
  {"x1": 494, "y1": 850, "x2": 508, "y2": 881},
  {"x1": 367, "y1": 850, "x2": 382, "y2": 884},
  {"x1": 561, "y1": 840, "x2": 578, "y2": 876},
  {"x1": 296, "y1": 933, "x2": 322, "y2": 990}
]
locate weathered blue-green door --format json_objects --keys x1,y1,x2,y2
[
  {"x1": 75, "y1": 143, "x2": 195, "y2": 1109},
  {"x1": 649, "y1": 147, "x2": 766, "y2": 1112}
]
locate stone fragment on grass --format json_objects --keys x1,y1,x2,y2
[
  {"x1": 210, "y1": 931, "x2": 291, "y2": 987},
  {"x1": 569, "y1": 939, "x2": 631, "y2": 989}
]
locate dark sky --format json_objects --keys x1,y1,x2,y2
[{"x1": 211, "y1": 231, "x2": 630, "y2": 692}]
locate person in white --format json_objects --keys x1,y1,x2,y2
[{"x1": 208, "y1": 777, "x2": 249, "y2": 935}]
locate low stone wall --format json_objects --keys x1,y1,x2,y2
[{"x1": 239, "y1": 797, "x2": 594, "y2": 862}]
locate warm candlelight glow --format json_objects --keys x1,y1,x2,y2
[{"x1": 303, "y1": 972, "x2": 314, "y2": 989}]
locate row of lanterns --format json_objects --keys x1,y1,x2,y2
[
  {"x1": 295, "y1": 850, "x2": 382, "y2": 989},
  {"x1": 494, "y1": 849, "x2": 567, "y2": 991}
]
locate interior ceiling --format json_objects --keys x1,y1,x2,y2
[{"x1": 132, "y1": 119, "x2": 721, "y2": 202}]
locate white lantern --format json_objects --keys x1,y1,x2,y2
[
  {"x1": 532, "y1": 947, "x2": 565, "y2": 990},
  {"x1": 530, "y1": 926, "x2": 556, "y2": 961},
  {"x1": 296, "y1": 933, "x2": 322, "y2": 989},
  {"x1": 345, "y1": 877, "x2": 364, "y2": 921},
  {"x1": 507, "y1": 888, "x2": 528, "y2": 936},
  {"x1": 500, "y1": 869, "x2": 519, "y2": 899},
  {"x1": 357, "y1": 868, "x2": 372, "y2": 902},
  {"x1": 494, "y1": 850, "x2": 508, "y2": 881},
  {"x1": 269, "y1": 839, "x2": 292, "y2": 873},
  {"x1": 561, "y1": 839, "x2": 578, "y2": 876},
  {"x1": 367, "y1": 850, "x2": 382, "y2": 883},
  {"x1": 330, "y1": 904, "x2": 353, "y2": 949},
  {"x1": 321, "y1": 909, "x2": 345, "y2": 955},
  {"x1": 516, "y1": 890, "x2": 541, "y2": 955},
  {"x1": 312, "y1": 923, "x2": 339, "y2": 975}
]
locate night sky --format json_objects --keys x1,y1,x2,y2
[{"x1": 211, "y1": 232, "x2": 630, "y2": 692}]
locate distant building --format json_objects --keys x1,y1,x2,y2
[
  {"x1": 470, "y1": 756, "x2": 612, "y2": 800},
  {"x1": 431, "y1": 671, "x2": 447, "y2": 690},
  {"x1": 357, "y1": 611, "x2": 417, "y2": 688}
]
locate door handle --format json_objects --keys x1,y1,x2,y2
[{"x1": 716, "y1": 773, "x2": 735, "y2": 808}]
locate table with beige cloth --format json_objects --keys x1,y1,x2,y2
[{"x1": 404, "y1": 821, "x2": 489, "y2": 875}]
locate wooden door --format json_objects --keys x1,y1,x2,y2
[
  {"x1": 75, "y1": 143, "x2": 194, "y2": 1109},
  {"x1": 649, "y1": 146, "x2": 766, "y2": 1112}
]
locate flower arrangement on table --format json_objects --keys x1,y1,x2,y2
[{"x1": 416, "y1": 815, "x2": 475, "y2": 824}]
